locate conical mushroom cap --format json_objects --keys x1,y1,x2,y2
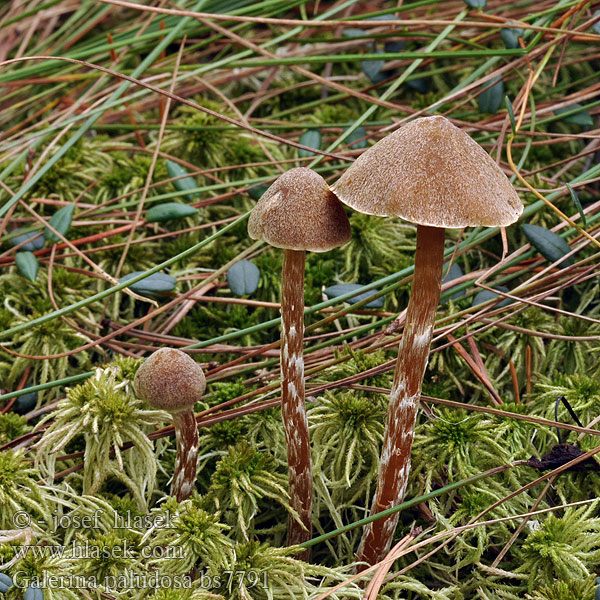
[
  {"x1": 332, "y1": 115, "x2": 523, "y2": 229},
  {"x1": 248, "y1": 167, "x2": 351, "y2": 252},
  {"x1": 134, "y1": 348, "x2": 206, "y2": 412}
]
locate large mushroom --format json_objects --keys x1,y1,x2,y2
[
  {"x1": 332, "y1": 115, "x2": 523, "y2": 566},
  {"x1": 248, "y1": 167, "x2": 351, "y2": 552}
]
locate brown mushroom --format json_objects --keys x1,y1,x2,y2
[
  {"x1": 332, "y1": 115, "x2": 523, "y2": 566},
  {"x1": 248, "y1": 167, "x2": 351, "y2": 552},
  {"x1": 134, "y1": 347, "x2": 206, "y2": 502}
]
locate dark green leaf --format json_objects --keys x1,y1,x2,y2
[
  {"x1": 14, "y1": 387, "x2": 38, "y2": 414},
  {"x1": 227, "y1": 260, "x2": 260, "y2": 296},
  {"x1": 119, "y1": 271, "x2": 177, "y2": 297},
  {"x1": 367, "y1": 14, "x2": 399, "y2": 21},
  {"x1": 501, "y1": 26, "x2": 523, "y2": 49},
  {"x1": 167, "y1": 160, "x2": 199, "y2": 201},
  {"x1": 505, "y1": 96, "x2": 517, "y2": 135},
  {"x1": 441, "y1": 262, "x2": 464, "y2": 301},
  {"x1": 478, "y1": 76, "x2": 504, "y2": 114},
  {"x1": 384, "y1": 40, "x2": 405, "y2": 53},
  {"x1": 342, "y1": 28, "x2": 365, "y2": 38},
  {"x1": 344, "y1": 126, "x2": 367, "y2": 149},
  {"x1": 15, "y1": 251, "x2": 39, "y2": 282},
  {"x1": 555, "y1": 104, "x2": 593, "y2": 127},
  {"x1": 0, "y1": 573, "x2": 14, "y2": 593},
  {"x1": 591, "y1": 10, "x2": 600, "y2": 35},
  {"x1": 407, "y1": 76, "x2": 429, "y2": 93},
  {"x1": 464, "y1": 0, "x2": 486, "y2": 7},
  {"x1": 324, "y1": 283, "x2": 384, "y2": 308},
  {"x1": 10, "y1": 228, "x2": 44, "y2": 251},
  {"x1": 248, "y1": 183, "x2": 269, "y2": 200},
  {"x1": 522, "y1": 224, "x2": 573, "y2": 268},
  {"x1": 362, "y1": 50, "x2": 387, "y2": 83},
  {"x1": 44, "y1": 203, "x2": 75, "y2": 242},
  {"x1": 566, "y1": 183, "x2": 586, "y2": 226},
  {"x1": 24, "y1": 584, "x2": 44, "y2": 600},
  {"x1": 472, "y1": 286, "x2": 512, "y2": 308},
  {"x1": 298, "y1": 129, "x2": 322, "y2": 157},
  {"x1": 146, "y1": 202, "x2": 198, "y2": 223}
]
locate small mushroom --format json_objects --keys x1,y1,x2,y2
[
  {"x1": 134, "y1": 347, "x2": 206, "y2": 502},
  {"x1": 248, "y1": 167, "x2": 351, "y2": 551},
  {"x1": 332, "y1": 115, "x2": 523, "y2": 566}
]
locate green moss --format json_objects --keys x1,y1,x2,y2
[{"x1": 0, "y1": 412, "x2": 30, "y2": 444}]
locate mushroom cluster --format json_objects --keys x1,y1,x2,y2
[{"x1": 135, "y1": 116, "x2": 522, "y2": 567}]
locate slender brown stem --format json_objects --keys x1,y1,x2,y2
[
  {"x1": 357, "y1": 225, "x2": 445, "y2": 567},
  {"x1": 281, "y1": 248, "x2": 312, "y2": 555},
  {"x1": 171, "y1": 408, "x2": 199, "y2": 502}
]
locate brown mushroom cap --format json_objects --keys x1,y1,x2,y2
[
  {"x1": 134, "y1": 348, "x2": 206, "y2": 412},
  {"x1": 248, "y1": 167, "x2": 351, "y2": 252},
  {"x1": 332, "y1": 115, "x2": 523, "y2": 229}
]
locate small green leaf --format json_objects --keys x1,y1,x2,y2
[
  {"x1": 441, "y1": 262, "x2": 464, "y2": 302},
  {"x1": 501, "y1": 26, "x2": 523, "y2": 49},
  {"x1": 10, "y1": 228, "x2": 44, "y2": 251},
  {"x1": 522, "y1": 224, "x2": 573, "y2": 268},
  {"x1": 362, "y1": 51, "x2": 387, "y2": 83},
  {"x1": 592, "y1": 10, "x2": 600, "y2": 35},
  {"x1": 24, "y1": 584, "x2": 44, "y2": 600},
  {"x1": 342, "y1": 28, "x2": 365, "y2": 38},
  {"x1": 15, "y1": 251, "x2": 39, "y2": 282},
  {"x1": 119, "y1": 271, "x2": 177, "y2": 297},
  {"x1": 44, "y1": 203, "x2": 75, "y2": 242},
  {"x1": 472, "y1": 286, "x2": 512, "y2": 308},
  {"x1": 146, "y1": 202, "x2": 198, "y2": 223},
  {"x1": 407, "y1": 76, "x2": 429, "y2": 94},
  {"x1": 298, "y1": 129, "x2": 322, "y2": 158},
  {"x1": 324, "y1": 283, "x2": 384, "y2": 308},
  {"x1": 344, "y1": 126, "x2": 367, "y2": 149},
  {"x1": 566, "y1": 183, "x2": 586, "y2": 226},
  {"x1": 14, "y1": 387, "x2": 38, "y2": 414},
  {"x1": 505, "y1": 96, "x2": 517, "y2": 135},
  {"x1": 248, "y1": 183, "x2": 269, "y2": 200},
  {"x1": 227, "y1": 260, "x2": 260, "y2": 296},
  {"x1": 479, "y1": 76, "x2": 504, "y2": 114},
  {"x1": 167, "y1": 160, "x2": 199, "y2": 201},
  {"x1": 464, "y1": 0, "x2": 486, "y2": 7},
  {"x1": 555, "y1": 104, "x2": 593, "y2": 127},
  {"x1": 0, "y1": 573, "x2": 14, "y2": 593}
]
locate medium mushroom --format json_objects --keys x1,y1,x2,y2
[
  {"x1": 332, "y1": 115, "x2": 523, "y2": 566},
  {"x1": 134, "y1": 347, "x2": 206, "y2": 502},
  {"x1": 248, "y1": 167, "x2": 351, "y2": 551}
]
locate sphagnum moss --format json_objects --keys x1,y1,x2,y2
[{"x1": 35, "y1": 366, "x2": 165, "y2": 509}]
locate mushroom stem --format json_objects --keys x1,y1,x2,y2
[
  {"x1": 171, "y1": 408, "x2": 199, "y2": 502},
  {"x1": 281, "y1": 248, "x2": 313, "y2": 554},
  {"x1": 357, "y1": 224, "x2": 444, "y2": 566}
]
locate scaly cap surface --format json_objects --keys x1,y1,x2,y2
[
  {"x1": 248, "y1": 167, "x2": 351, "y2": 252},
  {"x1": 332, "y1": 115, "x2": 523, "y2": 229},
  {"x1": 134, "y1": 348, "x2": 206, "y2": 412}
]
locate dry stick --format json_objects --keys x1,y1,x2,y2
[
  {"x1": 357, "y1": 225, "x2": 444, "y2": 566},
  {"x1": 281, "y1": 249, "x2": 312, "y2": 554}
]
